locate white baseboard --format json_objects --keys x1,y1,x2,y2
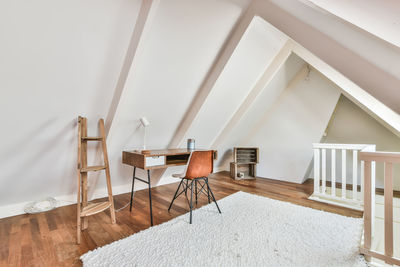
[
  {"x1": 0, "y1": 176, "x2": 180, "y2": 219},
  {"x1": 214, "y1": 167, "x2": 228, "y2": 173}
]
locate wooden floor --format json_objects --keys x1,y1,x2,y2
[{"x1": 0, "y1": 171, "x2": 362, "y2": 267}]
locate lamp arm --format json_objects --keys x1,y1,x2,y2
[{"x1": 143, "y1": 126, "x2": 146, "y2": 150}]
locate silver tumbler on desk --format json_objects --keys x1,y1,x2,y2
[{"x1": 187, "y1": 138, "x2": 195, "y2": 150}]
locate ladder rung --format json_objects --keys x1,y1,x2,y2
[
  {"x1": 81, "y1": 136, "x2": 103, "y2": 141},
  {"x1": 80, "y1": 202, "x2": 111, "y2": 217},
  {"x1": 80, "y1": 165, "x2": 106, "y2": 172}
]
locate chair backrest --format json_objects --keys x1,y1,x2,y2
[{"x1": 184, "y1": 150, "x2": 214, "y2": 179}]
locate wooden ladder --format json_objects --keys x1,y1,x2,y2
[{"x1": 77, "y1": 116, "x2": 116, "y2": 244}]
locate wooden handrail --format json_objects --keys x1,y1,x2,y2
[
  {"x1": 360, "y1": 151, "x2": 400, "y2": 264},
  {"x1": 359, "y1": 151, "x2": 400, "y2": 163},
  {"x1": 313, "y1": 143, "x2": 375, "y2": 150}
]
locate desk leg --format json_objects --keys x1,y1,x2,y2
[
  {"x1": 147, "y1": 170, "x2": 154, "y2": 226},
  {"x1": 195, "y1": 180, "x2": 198, "y2": 205},
  {"x1": 189, "y1": 180, "x2": 194, "y2": 224},
  {"x1": 129, "y1": 167, "x2": 136, "y2": 212},
  {"x1": 207, "y1": 178, "x2": 211, "y2": 203}
]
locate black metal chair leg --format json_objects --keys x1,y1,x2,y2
[
  {"x1": 184, "y1": 179, "x2": 190, "y2": 206},
  {"x1": 195, "y1": 180, "x2": 198, "y2": 205},
  {"x1": 205, "y1": 178, "x2": 221, "y2": 214},
  {"x1": 206, "y1": 178, "x2": 211, "y2": 203},
  {"x1": 147, "y1": 170, "x2": 154, "y2": 226},
  {"x1": 168, "y1": 179, "x2": 184, "y2": 211},
  {"x1": 130, "y1": 167, "x2": 136, "y2": 212},
  {"x1": 189, "y1": 180, "x2": 194, "y2": 224}
]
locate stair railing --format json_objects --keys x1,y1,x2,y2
[
  {"x1": 310, "y1": 143, "x2": 376, "y2": 210},
  {"x1": 360, "y1": 151, "x2": 400, "y2": 265}
]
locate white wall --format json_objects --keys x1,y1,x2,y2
[
  {"x1": 0, "y1": 0, "x2": 141, "y2": 208},
  {"x1": 0, "y1": 0, "x2": 251, "y2": 218},
  {"x1": 182, "y1": 16, "x2": 288, "y2": 149},
  {"x1": 99, "y1": 0, "x2": 251, "y2": 191},
  {"x1": 308, "y1": 0, "x2": 400, "y2": 48},
  {"x1": 1, "y1": 0, "x2": 400, "y2": 218},
  {"x1": 216, "y1": 62, "x2": 341, "y2": 183},
  {"x1": 243, "y1": 69, "x2": 340, "y2": 182},
  {"x1": 216, "y1": 53, "x2": 305, "y2": 170},
  {"x1": 320, "y1": 95, "x2": 400, "y2": 189}
]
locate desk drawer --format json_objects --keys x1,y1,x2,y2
[{"x1": 146, "y1": 156, "x2": 165, "y2": 167}]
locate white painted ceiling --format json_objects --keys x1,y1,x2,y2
[
  {"x1": 1, "y1": 0, "x2": 400, "y2": 218},
  {"x1": 307, "y1": 0, "x2": 400, "y2": 48}
]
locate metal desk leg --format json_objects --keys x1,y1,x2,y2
[
  {"x1": 189, "y1": 180, "x2": 194, "y2": 224},
  {"x1": 130, "y1": 167, "x2": 136, "y2": 212},
  {"x1": 207, "y1": 178, "x2": 211, "y2": 203},
  {"x1": 147, "y1": 170, "x2": 154, "y2": 226},
  {"x1": 195, "y1": 180, "x2": 198, "y2": 205}
]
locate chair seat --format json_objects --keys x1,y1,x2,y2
[
  {"x1": 168, "y1": 151, "x2": 221, "y2": 223},
  {"x1": 172, "y1": 173, "x2": 185, "y2": 178}
]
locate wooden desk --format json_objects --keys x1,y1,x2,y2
[{"x1": 122, "y1": 149, "x2": 217, "y2": 226}]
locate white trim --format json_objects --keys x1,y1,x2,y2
[
  {"x1": 309, "y1": 193, "x2": 363, "y2": 211},
  {"x1": 0, "y1": 176, "x2": 179, "y2": 219},
  {"x1": 312, "y1": 143, "x2": 375, "y2": 150},
  {"x1": 291, "y1": 40, "x2": 400, "y2": 137}
]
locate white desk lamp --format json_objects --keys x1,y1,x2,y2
[{"x1": 140, "y1": 117, "x2": 150, "y2": 150}]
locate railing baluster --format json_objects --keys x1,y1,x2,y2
[
  {"x1": 360, "y1": 161, "x2": 364, "y2": 202},
  {"x1": 331, "y1": 149, "x2": 336, "y2": 196},
  {"x1": 359, "y1": 150, "x2": 400, "y2": 265},
  {"x1": 352, "y1": 150, "x2": 358, "y2": 200},
  {"x1": 364, "y1": 160, "x2": 372, "y2": 250},
  {"x1": 384, "y1": 162, "x2": 393, "y2": 258},
  {"x1": 321, "y1": 149, "x2": 326, "y2": 194},
  {"x1": 342, "y1": 149, "x2": 346, "y2": 199},
  {"x1": 311, "y1": 144, "x2": 377, "y2": 215},
  {"x1": 313, "y1": 149, "x2": 320, "y2": 194},
  {"x1": 371, "y1": 161, "x2": 376, "y2": 235}
]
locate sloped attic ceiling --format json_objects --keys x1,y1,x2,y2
[
  {"x1": 1, "y1": 0, "x2": 400, "y2": 218},
  {"x1": 0, "y1": 0, "x2": 253, "y2": 216},
  {"x1": 307, "y1": 0, "x2": 400, "y2": 48},
  {"x1": 105, "y1": 15, "x2": 291, "y2": 191},
  {"x1": 106, "y1": 0, "x2": 399, "y2": 188},
  {"x1": 251, "y1": 0, "x2": 400, "y2": 114}
]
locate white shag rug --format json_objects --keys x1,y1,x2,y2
[{"x1": 81, "y1": 191, "x2": 366, "y2": 267}]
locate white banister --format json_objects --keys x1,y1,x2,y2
[
  {"x1": 342, "y1": 149, "x2": 346, "y2": 199},
  {"x1": 321, "y1": 149, "x2": 326, "y2": 193},
  {"x1": 359, "y1": 151, "x2": 400, "y2": 266},
  {"x1": 313, "y1": 148, "x2": 320, "y2": 194},
  {"x1": 310, "y1": 143, "x2": 376, "y2": 211},
  {"x1": 360, "y1": 160, "x2": 364, "y2": 202},
  {"x1": 352, "y1": 150, "x2": 358, "y2": 200},
  {"x1": 331, "y1": 149, "x2": 336, "y2": 196}
]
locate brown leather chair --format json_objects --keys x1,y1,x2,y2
[{"x1": 168, "y1": 150, "x2": 221, "y2": 223}]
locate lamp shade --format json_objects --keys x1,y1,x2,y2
[{"x1": 140, "y1": 117, "x2": 150, "y2": 127}]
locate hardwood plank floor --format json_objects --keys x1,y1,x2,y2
[{"x1": 0, "y1": 171, "x2": 362, "y2": 266}]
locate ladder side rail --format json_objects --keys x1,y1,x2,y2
[
  {"x1": 99, "y1": 119, "x2": 116, "y2": 224},
  {"x1": 77, "y1": 117, "x2": 83, "y2": 244},
  {"x1": 81, "y1": 117, "x2": 89, "y2": 230}
]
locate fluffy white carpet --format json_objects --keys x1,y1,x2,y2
[{"x1": 81, "y1": 191, "x2": 366, "y2": 267}]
